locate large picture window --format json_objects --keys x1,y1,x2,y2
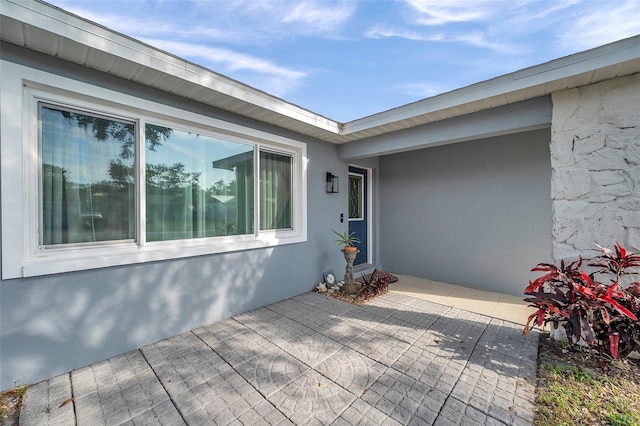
[
  {"x1": 4, "y1": 80, "x2": 306, "y2": 278},
  {"x1": 40, "y1": 104, "x2": 300, "y2": 247}
]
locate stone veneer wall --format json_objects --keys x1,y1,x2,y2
[{"x1": 551, "y1": 73, "x2": 640, "y2": 263}]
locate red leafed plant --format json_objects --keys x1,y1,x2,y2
[
  {"x1": 523, "y1": 243, "x2": 640, "y2": 359},
  {"x1": 355, "y1": 269, "x2": 389, "y2": 302}
]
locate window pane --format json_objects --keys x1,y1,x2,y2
[
  {"x1": 40, "y1": 105, "x2": 135, "y2": 245},
  {"x1": 260, "y1": 151, "x2": 292, "y2": 230},
  {"x1": 349, "y1": 174, "x2": 363, "y2": 219},
  {"x1": 145, "y1": 125, "x2": 254, "y2": 242}
]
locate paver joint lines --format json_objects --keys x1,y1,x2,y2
[{"x1": 18, "y1": 291, "x2": 539, "y2": 426}]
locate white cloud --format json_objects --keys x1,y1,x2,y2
[
  {"x1": 57, "y1": 0, "x2": 356, "y2": 43},
  {"x1": 393, "y1": 82, "x2": 450, "y2": 98},
  {"x1": 364, "y1": 25, "x2": 444, "y2": 42},
  {"x1": 140, "y1": 39, "x2": 307, "y2": 97},
  {"x1": 151, "y1": 40, "x2": 303, "y2": 77},
  {"x1": 401, "y1": 0, "x2": 639, "y2": 49},
  {"x1": 509, "y1": 0, "x2": 579, "y2": 26},
  {"x1": 364, "y1": 25, "x2": 523, "y2": 54},
  {"x1": 455, "y1": 32, "x2": 524, "y2": 54},
  {"x1": 403, "y1": 0, "x2": 501, "y2": 25},
  {"x1": 212, "y1": 0, "x2": 357, "y2": 37},
  {"x1": 57, "y1": 5, "x2": 254, "y2": 43},
  {"x1": 280, "y1": 1, "x2": 357, "y2": 33},
  {"x1": 557, "y1": 1, "x2": 640, "y2": 51},
  {"x1": 386, "y1": 0, "x2": 640, "y2": 56}
]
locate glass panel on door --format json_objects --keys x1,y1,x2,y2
[{"x1": 348, "y1": 166, "x2": 368, "y2": 266}]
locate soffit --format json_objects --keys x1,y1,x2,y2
[{"x1": 2, "y1": 0, "x2": 639, "y2": 145}]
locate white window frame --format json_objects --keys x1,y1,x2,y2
[{"x1": 1, "y1": 62, "x2": 307, "y2": 278}]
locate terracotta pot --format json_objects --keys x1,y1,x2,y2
[{"x1": 343, "y1": 246, "x2": 358, "y2": 253}]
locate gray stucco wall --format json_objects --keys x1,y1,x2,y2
[
  {"x1": 0, "y1": 46, "x2": 351, "y2": 390},
  {"x1": 379, "y1": 128, "x2": 553, "y2": 295}
]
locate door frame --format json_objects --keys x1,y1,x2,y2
[{"x1": 348, "y1": 164, "x2": 373, "y2": 267}]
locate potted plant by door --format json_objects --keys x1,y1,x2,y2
[
  {"x1": 331, "y1": 228, "x2": 360, "y2": 252},
  {"x1": 331, "y1": 229, "x2": 361, "y2": 294}
]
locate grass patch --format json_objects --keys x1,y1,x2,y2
[
  {"x1": 535, "y1": 334, "x2": 640, "y2": 426},
  {"x1": 0, "y1": 385, "x2": 26, "y2": 426}
]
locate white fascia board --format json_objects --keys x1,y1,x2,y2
[
  {"x1": 343, "y1": 36, "x2": 640, "y2": 135},
  {"x1": 2, "y1": 0, "x2": 340, "y2": 134},
  {"x1": 338, "y1": 97, "x2": 552, "y2": 160}
]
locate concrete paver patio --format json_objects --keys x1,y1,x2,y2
[{"x1": 19, "y1": 290, "x2": 540, "y2": 425}]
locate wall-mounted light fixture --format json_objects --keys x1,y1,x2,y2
[{"x1": 326, "y1": 172, "x2": 339, "y2": 193}]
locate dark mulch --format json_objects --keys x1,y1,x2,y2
[{"x1": 315, "y1": 270, "x2": 398, "y2": 305}]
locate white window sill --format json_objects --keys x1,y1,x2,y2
[{"x1": 22, "y1": 233, "x2": 306, "y2": 277}]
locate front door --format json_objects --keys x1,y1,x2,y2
[{"x1": 348, "y1": 166, "x2": 368, "y2": 266}]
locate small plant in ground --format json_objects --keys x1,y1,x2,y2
[
  {"x1": 355, "y1": 269, "x2": 388, "y2": 302},
  {"x1": 0, "y1": 384, "x2": 26, "y2": 425},
  {"x1": 523, "y1": 243, "x2": 640, "y2": 359},
  {"x1": 610, "y1": 413, "x2": 637, "y2": 426}
]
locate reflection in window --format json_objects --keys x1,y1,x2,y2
[
  {"x1": 40, "y1": 105, "x2": 135, "y2": 245},
  {"x1": 39, "y1": 102, "x2": 300, "y2": 250},
  {"x1": 145, "y1": 125, "x2": 254, "y2": 242}
]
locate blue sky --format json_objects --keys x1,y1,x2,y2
[{"x1": 48, "y1": 0, "x2": 640, "y2": 122}]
